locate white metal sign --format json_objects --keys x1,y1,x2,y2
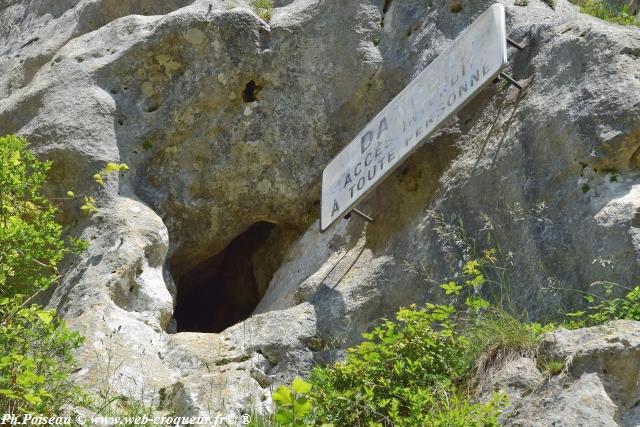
[{"x1": 320, "y1": 3, "x2": 508, "y2": 231}]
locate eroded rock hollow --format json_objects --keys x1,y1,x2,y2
[{"x1": 174, "y1": 221, "x2": 277, "y2": 333}]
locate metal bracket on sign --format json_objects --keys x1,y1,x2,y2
[
  {"x1": 344, "y1": 208, "x2": 375, "y2": 222},
  {"x1": 497, "y1": 37, "x2": 526, "y2": 91}
]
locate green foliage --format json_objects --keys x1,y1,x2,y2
[
  {"x1": 307, "y1": 302, "x2": 506, "y2": 426},
  {"x1": 563, "y1": 283, "x2": 640, "y2": 327},
  {"x1": 274, "y1": 245, "x2": 638, "y2": 426},
  {"x1": 464, "y1": 309, "x2": 549, "y2": 358},
  {"x1": 580, "y1": 0, "x2": 640, "y2": 26},
  {"x1": 463, "y1": 309, "x2": 548, "y2": 384},
  {"x1": 538, "y1": 359, "x2": 565, "y2": 376},
  {"x1": 78, "y1": 161, "x2": 128, "y2": 214},
  {"x1": 251, "y1": 0, "x2": 273, "y2": 21},
  {"x1": 272, "y1": 377, "x2": 315, "y2": 427},
  {"x1": 93, "y1": 162, "x2": 129, "y2": 186},
  {"x1": 0, "y1": 135, "x2": 65, "y2": 296},
  {"x1": 0, "y1": 135, "x2": 87, "y2": 416},
  {"x1": 80, "y1": 196, "x2": 98, "y2": 215},
  {"x1": 69, "y1": 236, "x2": 90, "y2": 253},
  {"x1": 437, "y1": 259, "x2": 489, "y2": 306},
  {"x1": 0, "y1": 295, "x2": 85, "y2": 414}
]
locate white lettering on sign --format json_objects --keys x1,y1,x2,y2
[{"x1": 320, "y1": 3, "x2": 508, "y2": 231}]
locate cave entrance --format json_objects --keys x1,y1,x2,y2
[{"x1": 173, "y1": 221, "x2": 277, "y2": 333}]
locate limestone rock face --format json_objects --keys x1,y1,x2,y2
[
  {"x1": 479, "y1": 321, "x2": 640, "y2": 426},
  {"x1": 1, "y1": 0, "x2": 640, "y2": 417}
]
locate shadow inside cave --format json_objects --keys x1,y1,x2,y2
[{"x1": 173, "y1": 221, "x2": 277, "y2": 333}]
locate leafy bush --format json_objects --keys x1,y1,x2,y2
[
  {"x1": 0, "y1": 135, "x2": 65, "y2": 296},
  {"x1": 0, "y1": 135, "x2": 86, "y2": 415},
  {"x1": 0, "y1": 295, "x2": 85, "y2": 414},
  {"x1": 307, "y1": 303, "x2": 506, "y2": 426}
]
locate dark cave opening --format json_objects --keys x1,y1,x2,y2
[{"x1": 173, "y1": 221, "x2": 277, "y2": 333}]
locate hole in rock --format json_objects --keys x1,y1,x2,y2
[
  {"x1": 242, "y1": 80, "x2": 261, "y2": 102},
  {"x1": 145, "y1": 101, "x2": 161, "y2": 113},
  {"x1": 173, "y1": 221, "x2": 278, "y2": 333}
]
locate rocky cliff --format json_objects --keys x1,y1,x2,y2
[{"x1": 1, "y1": 0, "x2": 640, "y2": 419}]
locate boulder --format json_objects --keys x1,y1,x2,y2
[{"x1": 480, "y1": 320, "x2": 640, "y2": 426}]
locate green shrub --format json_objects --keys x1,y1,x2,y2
[
  {"x1": 0, "y1": 295, "x2": 85, "y2": 414},
  {"x1": 0, "y1": 134, "x2": 86, "y2": 415},
  {"x1": 580, "y1": 0, "x2": 639, "y2": 26},
  {"x1": 307, "y1": 304, "x2": 506, "y2": 426},
  {"x1": 0, "y1": 135, "x2": 65, "y2": 296},
  {"x1": 538, "y1": 358, "x2": 566, "y2": 376}
]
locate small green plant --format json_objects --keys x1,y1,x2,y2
[
  {"x1": 463, "y1": 309, "x2": 548, "y2": 385},
  {"x1": 77, "y1": 162, "x2": 128, "y2": 214},
  {"x1": 251, "y1": 0, "x2": 274, "y2": 21},
  {"x1": 581, "y1": 183, "x2": 590, "y2": 193},
  {"x1": 80, "y1": 196, "x2": 98, "y2": 215},
  {"x1": 538, "y1": 359, "x2": 566, "y2": 376},
  {"x1": 580, "y1": 0, "x2": 640, "y2": 26},
  {"x1": 564, "y1": 283, "x2": 640, "y2": 327},
  {"x1": 271, "y1": 377, "x2": 315, "y2": 426},
  {"x1": 93, "y1": 162, "x2": 129, "y2": 186},
  {"x1": 514, "y1": 0, "x2": 528, "y2": 6}
]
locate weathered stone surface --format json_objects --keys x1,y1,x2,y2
[
  {"x1": 1, "y1": 0, "x2": 640, "y2": 418},
  {"x1": 486, "y1": 321, "x2": 640, "y2": 426},
  {"x1": 476, "y1": 356, "x2": 544, "y2": 404}
]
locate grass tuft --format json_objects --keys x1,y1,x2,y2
[
  {"x1": 463, "y1": 309, "x2": 543, "y2": 383},
  {"x1": 538, "y1": 359, "x2": 566, "y2": 376},
  {"x1": 251, "y1": 0, "x2": 273, "y2": 22}
]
